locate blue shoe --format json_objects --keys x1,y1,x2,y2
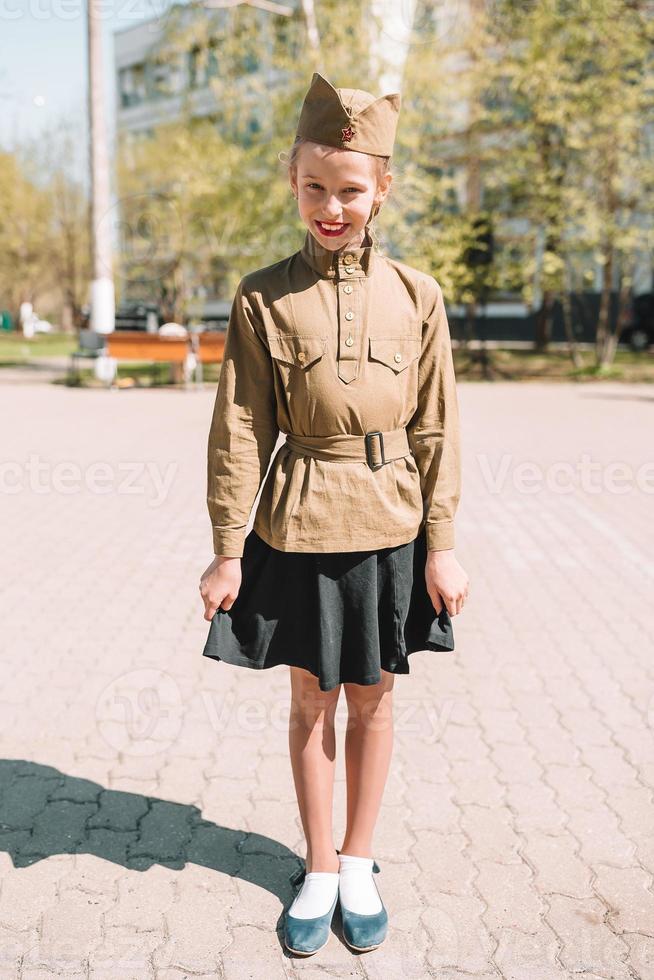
[
  {"x1": 338, "y1": 856, "x2": 388, "y2": 952},
  {"x1": 283, "y1": 864, "x2": 338, "y2": 956}
]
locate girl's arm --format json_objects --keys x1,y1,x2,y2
[
  {"x1": 406, "y1": 276, "x2": 461, "y2": 552},
  {"x1": 207, "y1": 276, "x2": 279, "y2": 559},
  {"x1": 407, "y1": 276, "x2": 468, "y2": 616}
]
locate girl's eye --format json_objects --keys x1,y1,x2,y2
[{"x1": 305, "y1": 184, "x2": 362, "y2": 194}]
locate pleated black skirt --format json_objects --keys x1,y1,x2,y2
[{"x1": 202, "y1": 525, "x2": 455, "y2": 692}]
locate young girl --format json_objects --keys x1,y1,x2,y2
[{"x1": 199, "y1": 71, "x2": 469, "y2": 956}]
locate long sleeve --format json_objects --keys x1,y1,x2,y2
[
  {"x1": 406, "y1": 276, "x2": 461, "y2": 551},
  {"x1": 207, "y1": 277, "x2": 279, "y2": 558}
]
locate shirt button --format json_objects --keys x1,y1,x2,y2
[
  {"x1": 394, "y1": 352, "x2": 402, "y2": 362},
  {"x1": 343, "y1": 284, "x2": 353, "y2": 294},
  {"x1": 345, "y1": 335, "x2": 354, "y2": 347},
  {"x1": 345, "y1": 267, "x2": 355, "y2": 275},
  {"x1": 343, "y1": 254, "x2": 355, "y2": 265},
  {"x1": 297, "y1": 351, "x2": 306, "y2": 362},
  {"x1": 345, "y1": 311, "x2": 354, "y2": 321}
]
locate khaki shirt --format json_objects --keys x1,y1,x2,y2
[{"x1": 207, "y1": 228, "x2": 461, "y2": 557}]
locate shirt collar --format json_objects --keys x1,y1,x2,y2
[{"x1": 299, "y1": 225, "x2": 376, "y2": 280}]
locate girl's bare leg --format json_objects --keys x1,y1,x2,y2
[
  {"x1": 339, "y1": 670, "x2": 395, "y2": 856},
  {"x1": 288, "y1": 667, "x2": 341, "y2": 873}
]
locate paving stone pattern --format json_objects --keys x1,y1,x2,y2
[{"x1": 0, "y1": 380, "x2": 652, "y2": 978}]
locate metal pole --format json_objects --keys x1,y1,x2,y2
[{"x1": 87, "y1": 0, "x2": 115, "y2": 334}]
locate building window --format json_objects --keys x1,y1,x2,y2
[
  {"x1": 241, "y1": 49, "x2": 259, "y2": 74},
  {"x1": 149, "y1": 61, "x2": 170, "y2": 97},
  {"x1": 272, "y1": 16, "x2": 299, "y2": 62},
  {"x1": 189, "y1": 42, "x2": 219, "y2": 89},
  {"x1": 147, "y1": 57, "x2": 184, "y2": 98},
  {"x1": 119, "y1": 64, "x2": 147, "y2": 108}
]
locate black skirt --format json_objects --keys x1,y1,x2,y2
[{"x1": 202, "y1": 526, "x2": 455, "y2": 692}]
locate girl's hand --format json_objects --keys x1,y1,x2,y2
[
  {"x1": 199, "y1": 556, "x2": 242, "y2": 621},
  {"x1": 425, "y1": 549, "x2": 469, "y2": 617}
]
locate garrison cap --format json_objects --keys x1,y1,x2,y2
[{"x1": 295, "y1": 71, "x2": 401, "y2": 158}]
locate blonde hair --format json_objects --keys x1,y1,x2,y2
[{"x1": 278, "y1": 136, "x2": 392, "y2": 231}]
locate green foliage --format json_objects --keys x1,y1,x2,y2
[
  {"x1": 0, "y1": 120, "x2": 91, "y2": 328},
  {"x1": 0, "y1": 151, "x2": 51, "y2": 312},
  {"x1": 395, "y1": 0, "x2": 653, "y2": 363}
]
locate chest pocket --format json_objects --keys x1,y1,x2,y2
[
  {"x1": 368, "y1": 337, "x2": 421, "y2": 374},
  {"x1": 267, "y1": 333, "x2": 327, "y2": 369}
]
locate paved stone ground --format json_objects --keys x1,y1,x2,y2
[{"x1": 0, "y1": 378, "x2": 652, "y2": 979}]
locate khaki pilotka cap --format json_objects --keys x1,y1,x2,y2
[{"x1": 295, "y1": 72, "x2": 401, "y2": 223}]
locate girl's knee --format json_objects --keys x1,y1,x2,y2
[
  {"x1": 344, "y1": 671, "x2": 394, "y2": 702},
  {"x1": 290, "y1": 666, "x2": 341, "y2": 727},
  {"x1": 343, "y1": 673, "x2": 394, "y2": 731}
]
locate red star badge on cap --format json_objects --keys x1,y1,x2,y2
[{"x1": 341, "y1": 125, "x2": 354, "y2": 142}]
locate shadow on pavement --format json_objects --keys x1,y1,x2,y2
[
  {"x1": 0, "y1": 759, "x2": 303, "y2": 908},
  {"x1": 578, "y1": 390, "x2": 654, "y2": 402}
]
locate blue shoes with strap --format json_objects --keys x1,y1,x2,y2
[
  {"x1": 283, "y1": 853, "x2": 388, "y2": 955},
  {"x1": 283, "y1": 864, "x2": 338, "y2": 956},
  {"x1": 337, "y1": 852, "x2": 388, "y2": 952}
]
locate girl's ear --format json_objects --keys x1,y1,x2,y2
[{"x1": 376, "y1": 172, "x2": 392, "y2": 207}]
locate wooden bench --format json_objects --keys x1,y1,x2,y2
[
  {"x1": 191, "y1": 331, "x2": 226, "y2": 384},
  {"x1": 68, "y1": 329, "x2": 227, "y2": 388},
  {"x1": 105, "y1": 332, "x2": 191, "y2": 387}
]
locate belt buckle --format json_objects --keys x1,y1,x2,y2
[{"x1": 365, "y1": 431, "x2": 385, "y2": 471}]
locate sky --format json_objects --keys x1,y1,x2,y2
[{"x1": 0, "y1": 0, "x2": 164, "y2": 151}]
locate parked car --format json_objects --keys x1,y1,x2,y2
[
  {"x1": 446, "y1": 289, "x2": 654, "y2": 351},
  {"x1": 620, "y1": 292, "x2": 654, "y2": 352},
  {"x1": 115, "y1": 302, "x2": 161, "y2": 332},
  {"x1": 191, "y1": 299, "x2": 231, "y2": 332},
  {"x1": 79, "y1": 302, "x2": 162, "y2": 332}
]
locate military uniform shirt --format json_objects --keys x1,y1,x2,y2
[{"x1": 207, "y1": 227, "x2": 461, "y2": 557}]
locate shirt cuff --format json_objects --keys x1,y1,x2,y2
[
  {"x1": 212, "y1": 528, "x2": 245, "y2": 558},
  {"x1": 425, "y1": 521, "x2": 455, "y2": 552}
]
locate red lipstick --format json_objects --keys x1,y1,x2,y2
[{"x1": 315, "y1": 220, "x2": 349, "y2": 238}]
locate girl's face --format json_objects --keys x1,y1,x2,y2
[{"x1": 290, "y1": 141, "x2": 391, "y2": 251}]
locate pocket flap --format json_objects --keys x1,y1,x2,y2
[
  {"x1": 267, "y1": 333, "x2": 327, "y2": 368},
  {"x1": 369, "y1": 336, "x2": 421, "y2": 373}
]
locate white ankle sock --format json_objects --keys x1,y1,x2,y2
[
  {"x1": 288, "y1": 871, "x2": 339, "y2": 919},
  {"x1": 338, "y1": 853, "x2": 382, "y2": 914}
]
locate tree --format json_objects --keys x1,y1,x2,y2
[
  {"x1": 400, "y1": 0, "x2": 654, "y2": 372},
  {"x1": 396, "y1": 0, "x2": 506, "y2": 381},
  {"x1": 490, "y1": 0, "x2": 654, "y2": 368},
  {"x1": 566, "y1": 0, "x2": 654, "y2": 367},
  {"x1": 31, "y1": 119, "x2": 92, "y2": 332},
  {"x1": 0, "y1": 150, "x2": 51, "y2": 323}
]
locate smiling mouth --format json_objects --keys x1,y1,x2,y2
[{"x1": 315, "y1": 220, "x2": 349, "y2": 236}]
